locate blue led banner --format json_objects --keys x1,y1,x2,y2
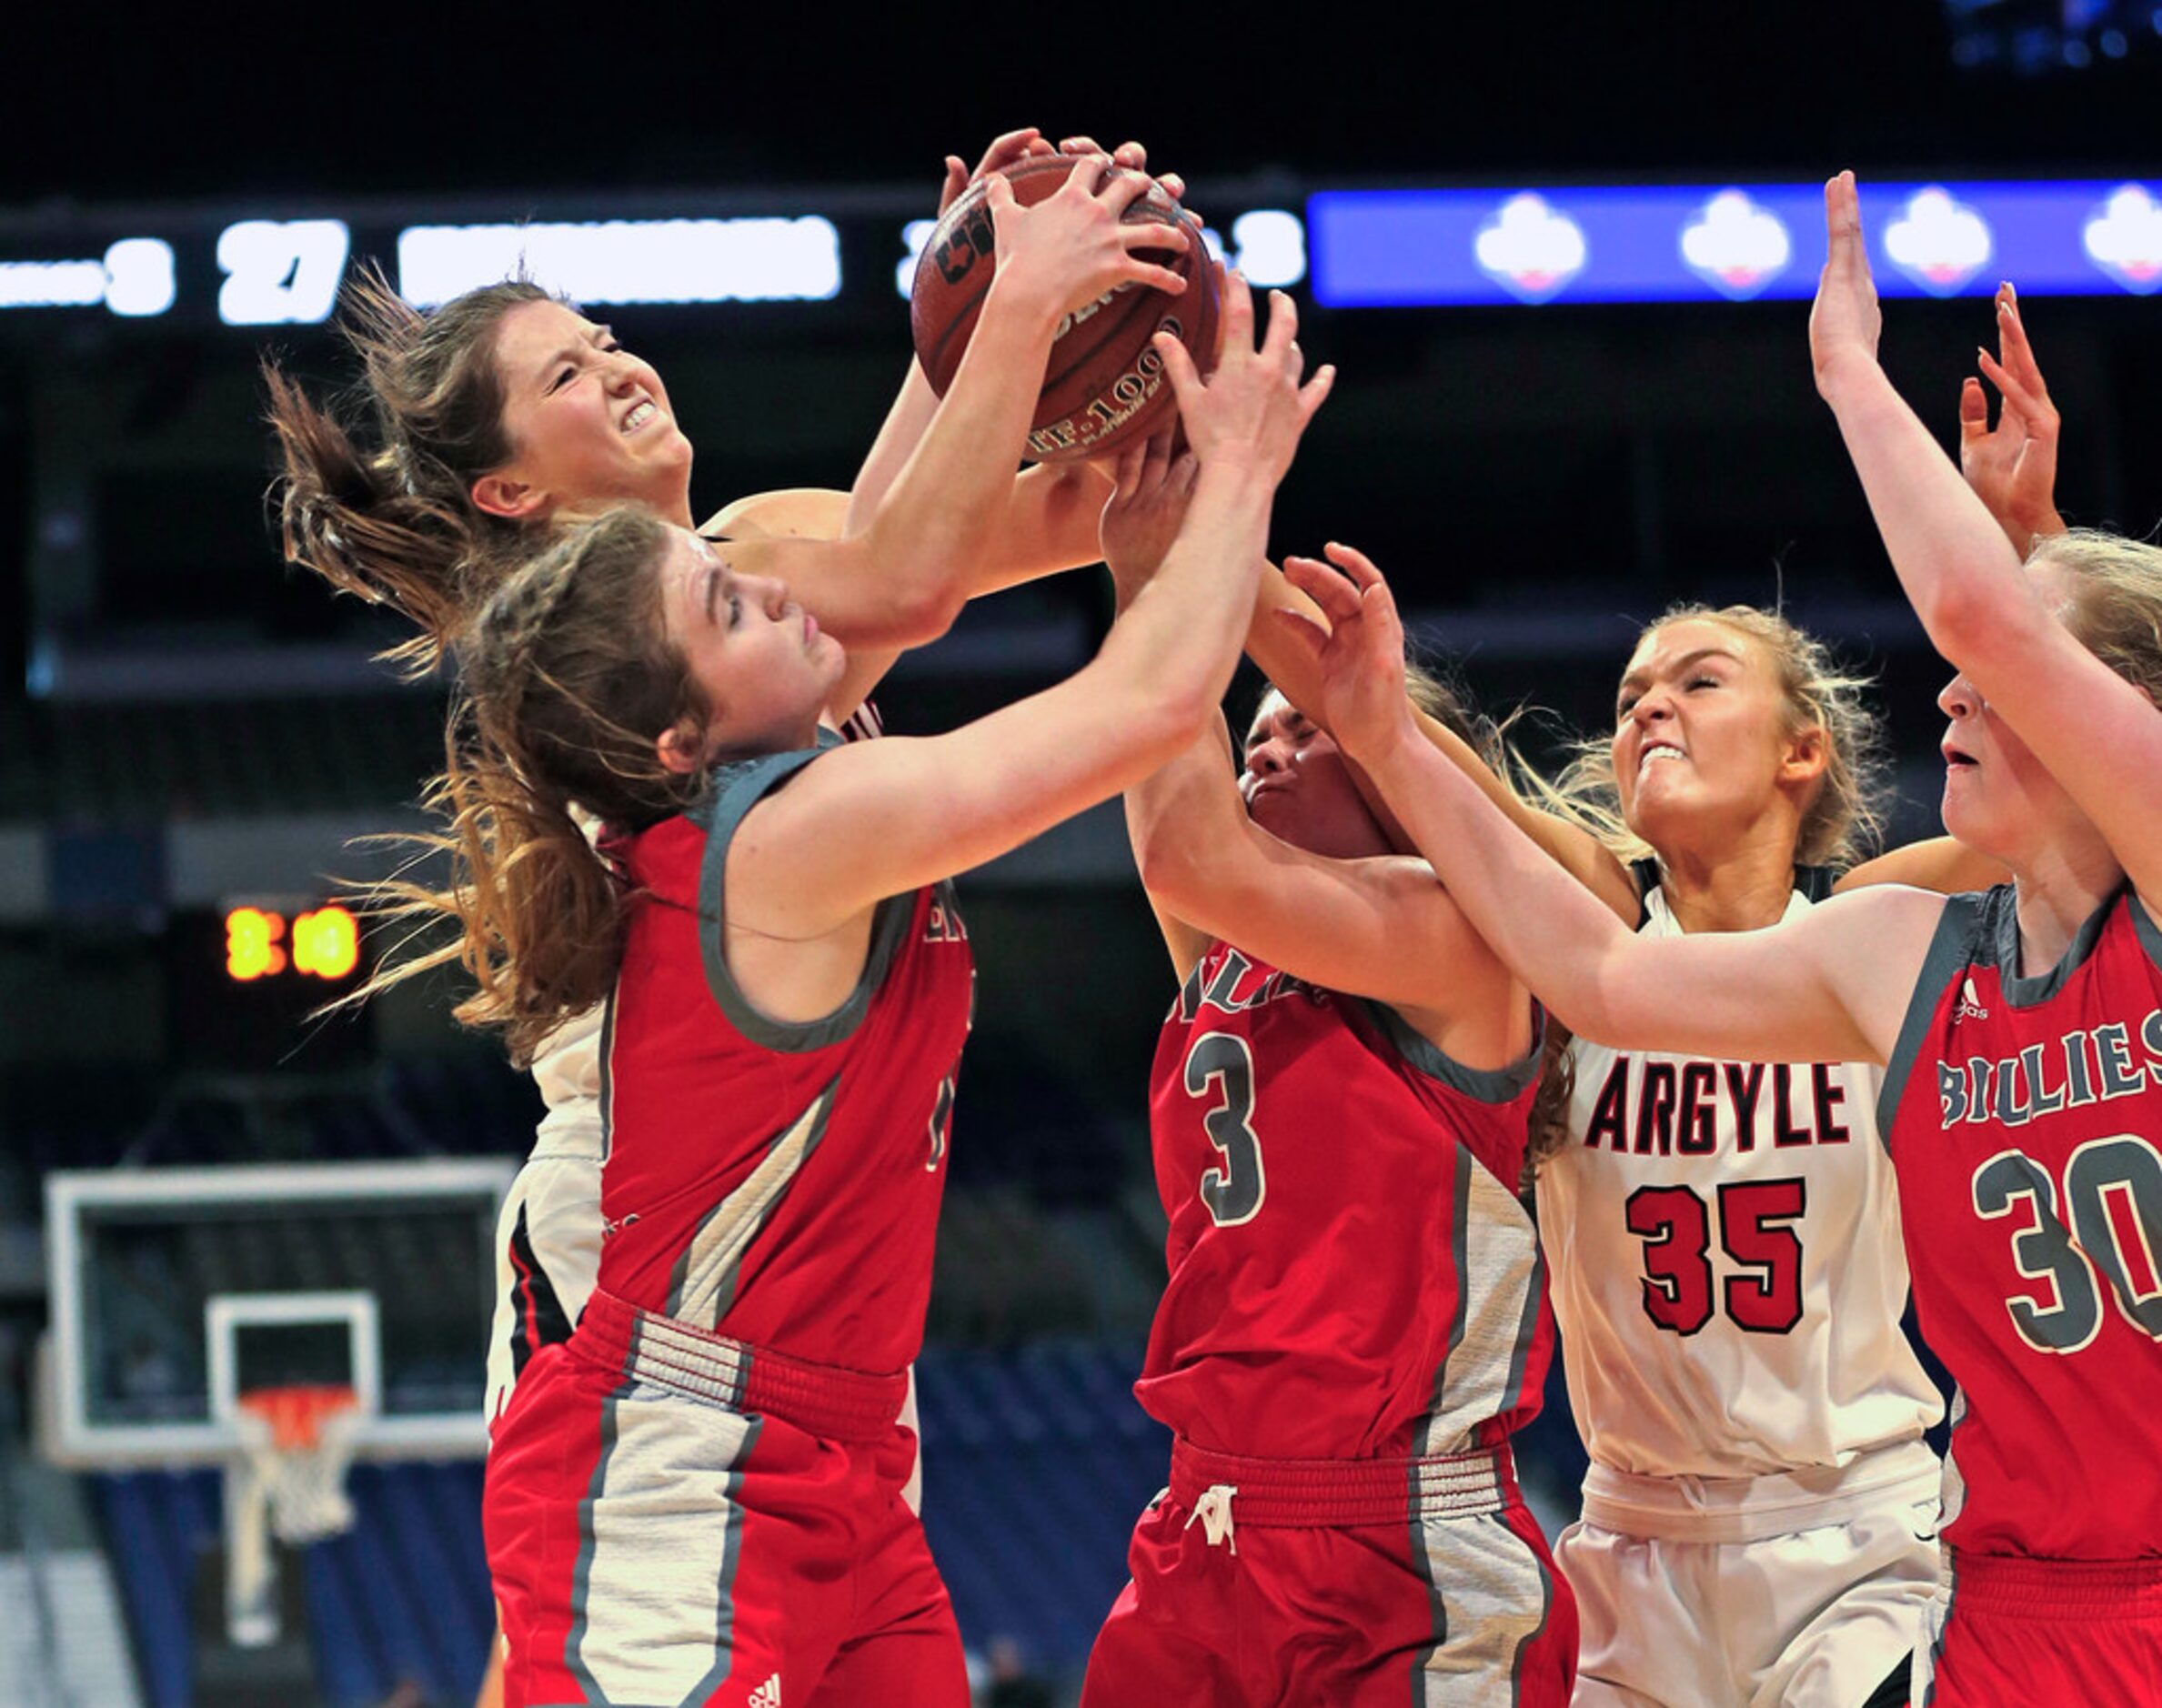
[{"x1": 1308, "y1": 180, "x2": 2162, "y2": 306}]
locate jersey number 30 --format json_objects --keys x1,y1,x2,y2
[
  {"x1": 1185, "y1": 1031, "x2": 1266, "y2": 1227},
  {"x1": 1972, "y1": 1135, "x2": 2162, "y2": 1353},
  {"x1": 1624, "y1": 1179, "x2": 1807, "y2": 1335}
]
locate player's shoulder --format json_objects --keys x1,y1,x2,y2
[
  {"x1": 697, "y1": 487, "x2": 850, "y2": 542},
  {"x1": 1803, "y1": 877, "x2": 1965, "y2": 943}
]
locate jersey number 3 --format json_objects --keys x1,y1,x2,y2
[
  {"x1": 1624, "y1": 1179, "x2": 1807, "y2": 1335},
  {"x1": 1185, "y1": 1031, "x2": 1265, "y2": 1227}
]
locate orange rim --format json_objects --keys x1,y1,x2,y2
[{"x1": 236, "y1": 1384, "x2": 358, "y2": 1452}]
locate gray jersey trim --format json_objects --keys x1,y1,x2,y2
[
  {"x1": 689, "y1": 732, "x2": 910, "y2": 1054},
  {"x1": 594, "y1": 989, "x2": 618, "y2": 1167},
  {"x1": 1498, "y1": 1239, "x2": 1547, "y2": 1433},
  {"x1": 563, "y1": 1374, "x2": 628, "y2": 1703},
  {"x1": 1363, "y1": 999, "x2": 1544, "y2": 1105},
  {"x1": 2134, "y1": 891, "x2": 2162, "y2": 974},
  {"x1": 1994, "y1": 881, "x2": 2118, "y2": 1009},
  {"x1": 665, "y1": 1077, "x2": 839, "y2": 1328},
  {"x1": 1407, "y1": 1141, "x2": 1476, "y2": 1681},
  {"x1": 1875, "y1": 890, "x2": 1989, "y2": 1149}
]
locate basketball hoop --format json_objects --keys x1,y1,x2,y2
[
  {"x1": 225, "y1": 1384, "x2": 360, "y2": 1647},
  {"x1": 235, "y1": 1383, "x2": 361, "y2": 1544}
]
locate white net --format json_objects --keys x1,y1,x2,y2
[
  {"x1": 235, "y1": 1389, "x2": 360, "y2": 1544},
  {"x1": 224, "y1": 1388, "x2": 361, "y2": 1647}
]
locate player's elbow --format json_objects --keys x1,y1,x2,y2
[
  {"x1": 1538, "y1": 959, "x2": 1644, "y2": 1050},
  {"x1": 875, "y1": 576, "x2": 970, "y2": 649},
  {"x1": 1916, "y1": 563, "x2": 2035, "y2": 672},
  {"x1": 1132, "y1": 826, "x2": 1212, "y2": 918},
  {"x1": 1133, "y1": 682, "x2": 1221, "y2": 772}
]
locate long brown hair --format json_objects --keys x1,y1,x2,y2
[
  {"x1": 264, "y1": 266, "x2": 558, "y2": 672},
  {"x1": 360, "y1": 507, "x2": 710, "y2": 1064}
]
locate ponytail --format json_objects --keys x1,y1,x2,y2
[
  {"x1": 263, "y1": 266, "x2": 556, "y2": 670},
  {"x1": 353, "y1": 507, "x2": 711, "y2": 1064},
  {"x1": 357, "y1": 707, "x2": 635, "y2": 1066}
]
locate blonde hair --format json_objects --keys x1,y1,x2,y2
[
  {"x1": 1519, "y1": 604, "x2": 1885, "y2": 1189},
  {"x1": 1526, "y1": 603, "x2": 1887, "y2": 873},
  {"x1": 2037, "y1": 528, "x2": 2162, "y2": 709}
]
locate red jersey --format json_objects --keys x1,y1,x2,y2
[
  {"x1": 1879, "y1": 884, "x2": 2162, "y2": 1560},
  {"x1": 1135, "y1": 941, "x2": 1552, "y2": 1461},
  {"x1": 596, "y1": 737, "x2": 975, "y2": 1377}
]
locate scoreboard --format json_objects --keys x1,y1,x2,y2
[
  {"x1": 5, "y1": 173, "x2": 2161, "y2": 337},
  {"x1": 167, "y1": 901, "x2": 373, "y2": 1070},
  {"x1": 0, "y1": 188, "x2": 1307, "y2": 334},
  {"x1": 224, "y1": 904, "x2": 360, "y2": 983}
]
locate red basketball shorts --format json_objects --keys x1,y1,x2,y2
[
  {"x1": 485, "y1": 1291, "x2": 965, "y2": 1708},
  {"x1": 1916, "y1": 1552, "x2": 2162, "y2": 1706},
  {"x1": 1081, "y1": 1438, "x2": 1576, "y2": 1707}
]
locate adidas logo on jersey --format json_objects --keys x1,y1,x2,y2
[
  {"x1": 748, "y1": 1674, "x2": 781, "y2": 1708},
  {"x1": 1954, "y1": 977, "x2": 1990, "y2": 1023}
]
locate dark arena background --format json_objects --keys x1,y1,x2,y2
[{"x1": 3, "y1": 8, "x2": 2160, "y2": 1704}]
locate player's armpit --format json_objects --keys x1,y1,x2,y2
[{"x1": 1142, "y1": 891, "x2": 1212, "y2": 986}]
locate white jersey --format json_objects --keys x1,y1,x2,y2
[
  {"x1": 1539, "y1": 881, "x2": 1943, "y2": 1482},
  {"x1": 529, "y1": 1003, "x2": 609, "y2": 1160},
  {"x1": 483, "y1": 1007, "x2": 608, "y2": 1424}
]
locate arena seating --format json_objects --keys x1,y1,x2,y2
[
  {"x1": 96, "y1": 1461, "x2": 490, "y2": 1708},
  {"x1": 90, "y1": 1341, "x2": 1173, "y2": 1705}
]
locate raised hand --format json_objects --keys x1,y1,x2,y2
[
  {"x1": 1959, "y1": 282, "x2": 2066, "y2": 556},
  {"x1": 1100, "y1": 430, "x2": 1198, "y2": 603},
  {"x1": 1272, "y1": 544, "x2": 1411, "y2": 763},
  {"x1": 1155, "y1": 274, "x2": 1333, "y2": 484},
  {"x1": 985, "y1": 156, "x2": 1192, "y2": 324},
  {"x1": 1809, "y1": 171, "x2": 1883, "y2": 399},
  {"x1": 1056, "y1": 134, "x2": 1187, "y2": 206},
  {"x1": 938, "y1": 127, "x2": 1058, "y2": 216}
]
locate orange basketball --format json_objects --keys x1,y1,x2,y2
[{"x1": 910, "y1": 155, "x2": 1221, "y2": 464}]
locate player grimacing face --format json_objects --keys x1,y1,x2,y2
[
  {"x1": 478, "y1": 300, "x2": 695, "y2": 523},
  {"x1": 1611, "y1": 618, "x2": 1822, "y2": 851},
  {"x1": 1239, "y1": 696, "x2": 1393, "y2": 860},
  {"x1": 657, "y1": 529, "x2": 845, "y2": 769}
]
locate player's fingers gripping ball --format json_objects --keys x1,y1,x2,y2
[{"x1": 911, "y1": 154, "x2": 1222, "y2": 464}]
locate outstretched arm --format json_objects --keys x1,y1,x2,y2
[
  {"x1": 1096, "y1": 428, "x2": 1523, "y2": 1057},
  {"x1": 1127, "y1": 709, "x2": 1530, "y2": 1064},
  {"x1": 836, "y1": 134, "x2": 1184, "y2": 608},
  {"x1": 1810, "y1": 172, "x2": 2162, "y2": 907},
  {"x1": 720, "y1": 154, "x2": 1192, "y2": 650},
  {"x1": 734, "y1": 279, "x2": 1334, "y2": 939},
  {"x1": 1272, "y1": 544, "x2": 1939, "y2": 1066}
]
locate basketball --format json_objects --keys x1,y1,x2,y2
[{"x1": 910, "y1": 155, "x2": 1222, "y2": 464}]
